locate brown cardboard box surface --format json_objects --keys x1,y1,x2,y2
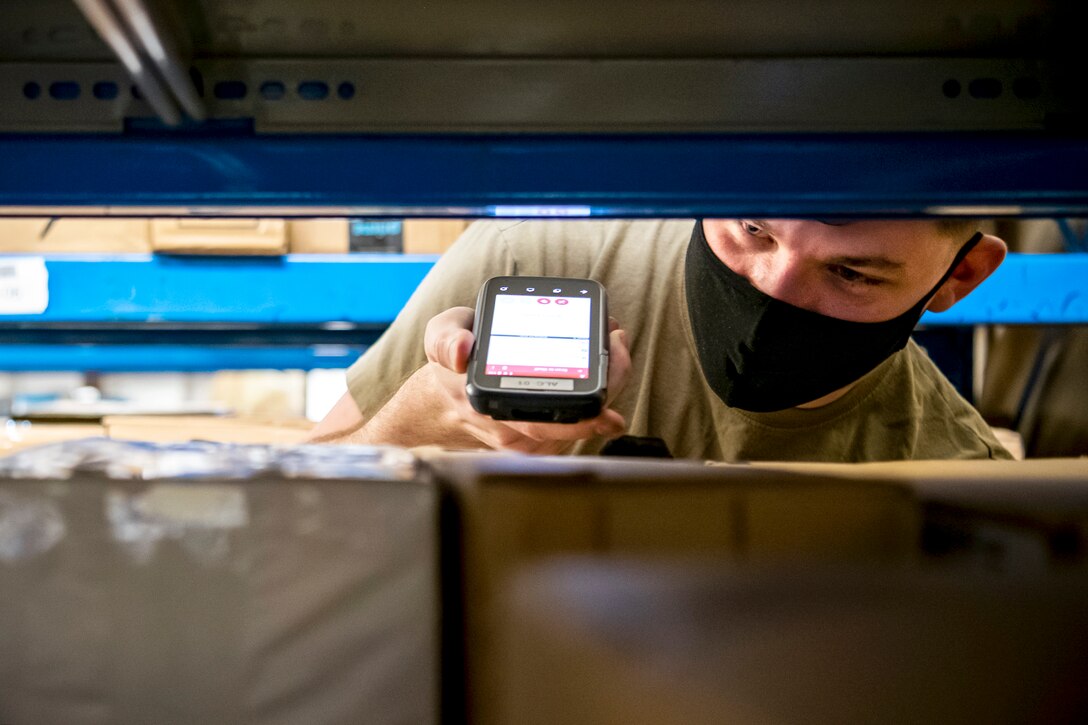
[
  {"x1": 103, "y1": 415, "x2": 313, "y2": 445},
  {"x1": 427, "y1": 452, "x2": 918, "y2": 725},
  {"x1": 750, "y1": 458, "x2": 1088, "y2": 517},
  {"x1": 209, "y1": 370, "x2": 307, "y2": 420},
  {"x1": 151, "y1": 218, "x2": 287, "y2": 255},
  {"x1": 0, "y1": 424, "x2": 105, "y2": 456},
  {"x1": 754, "y1": 458, "x2": 1088, "y2": 578},
  {"x1": 0, "y1": 218, "x2": 150, "y2": 253},
  {"x1": 288, "y1": 219, "x2": 468, "y2": 255},
  {"x1": 402, "y1": 219, "x2": 470, "y2": 254},
  {"x1": 499, "y1": 560, "x2": 1088, "y2": 725},
  {"x1": 288, "y1": 219, "x2": 350, "y2": 253}
]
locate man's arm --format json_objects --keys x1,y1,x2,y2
[
  {"x1": 307, "y1": 392, "x2": 368, "y2": 443},
  {"x1": 307, "y1": 383, "x2": 486, "y2": 447},
  {"x1": 314, "y1": 221, "x2": 513, "y2": 442}
]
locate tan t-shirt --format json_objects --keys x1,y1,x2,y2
[{"x1": 347, "y1": 220, "x2": 1011, "y2": 462}]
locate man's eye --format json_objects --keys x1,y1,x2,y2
[
  {"x1": 831, "y1": 265, "x2": 879, "y2": 285},
  {"x1": 741, "y1": 221, "x2": 764, "y2": 236}
]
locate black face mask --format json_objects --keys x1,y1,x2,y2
[{"x1": 684, "y1": 221, "x2": 982, "y2": 413}]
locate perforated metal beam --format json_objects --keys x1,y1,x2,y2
[{"x1": 0, "y1": 58, "x2": 1068, "y2": 133}]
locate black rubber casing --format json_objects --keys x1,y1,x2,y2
[{"x1": 465, "y1": 276, "x2": 608, "y2": 423}]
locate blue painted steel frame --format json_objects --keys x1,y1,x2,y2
[
  {"x1": 0, "y1": 254, "x2": 436, "y2": 324},
  {"x1": 0, "y1": 254, "x2": 435, "y2": 371},
  {"x1": 2, "y1": 131, "x2": 1082, "y2": 372},
  {"x1": 922, "y1": 253, "x2": 1088, "y2": 326},
  {"x1": 0, "y1": 345, "x2": 363, "y2": 371},
  {"x1": 0, "y1": 252, "x2": 1082, "y2": 371},
  {"x1": 3, "y1": 133, "x2": 1088, "y2": 216},
  {"x1": 0, "y1": 252, "x2": 1080, "y2": 326}
]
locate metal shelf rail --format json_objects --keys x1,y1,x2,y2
[
  {"x1": 0, "y1": 254, "x2": 436, "y2": 371},
  {"x1": 2, "y1": 132, "x2": 1088, "y2": 218},
  {"x1": 0, "y1": 252, "x2": 1083, "y2": 371}
]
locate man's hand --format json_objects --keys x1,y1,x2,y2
[{"x1": 357, "y1": 306, "x2": 631, "y2": 453}]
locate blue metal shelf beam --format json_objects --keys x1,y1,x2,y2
[
  {"x1": 924, "y1": 253, "x2": 1088, "y2": 327},
  {"x1": 0, "y1": 254, "x2": 435, "y2": 324},
  {"x1": 0, "y1": 253, "x2": 1083, "y2": 371},
  {"x1": 0, "y1": 345, "x2": 362, "y2": 372},
  {"x1": 2, "y1": 133, "x2": 1088, "y2": 217},
  {"x1": 0, "y1": 253, "x2": 1081, "y2": 328}
]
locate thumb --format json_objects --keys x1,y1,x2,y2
[{"x1": 424, "y1": 306, "x2": 477, "y2": 373}]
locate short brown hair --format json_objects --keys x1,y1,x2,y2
[{"x1": 934, "y1": 218, "x2": 979, "y2": 241}]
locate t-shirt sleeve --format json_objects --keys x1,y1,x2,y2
[{"x1": 345, "y1": 221, "x2": 516, "y2": 420}]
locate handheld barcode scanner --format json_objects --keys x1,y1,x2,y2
[{"x1": 465, "y1": 276, "x2": 609, "y2": 423}]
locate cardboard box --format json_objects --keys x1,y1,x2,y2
[
  {"x1": 499, "y1": 560, "x2": 1088, "y2": 725},
  {"x1": 750, "y1": 458, "x2": 1088, "y2": 573},
  {"x1": 209, "y1": 369, "x2": 307, "y2": 420},
  {"x1": 103, "y1": 415, "x2": 313, "y2": 445},
  {"x1": 150, "y1": 218, "x2": 287, "y2": 255},
  {"x1": 402, "y1": 220, "x2": 470, "y2": 254},
  {"x1": 288, "y1": 219, "x2": 469, "y2": 255},
  {"x1": 427, "y1": 453, "x2": 919, "y2": 725},
  {"x1": 0, "y1": 423, "x2": 105, "y2": 456},
  {"x1": 0, "y1": 440, "x2": 437, "y2": 725},
  {"x1": 288, "y1": 219, "x2": 350, "y2": 254},
  {"x1": 0, "y1": 218, "x2": 150, "y2": 253}
]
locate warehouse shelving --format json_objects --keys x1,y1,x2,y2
[
  {"x1": 0, "y1": 4, "x2": 1086, "y2": 725},
  {"x1": 0, "y1": 345, "x2": 356, "y2": 372},
  {"x1": 0, "y1": 253, "x2": 435, "y2": 324},
  {"x1": 0, "y1": 253, "x2": 436, "y2": 371},
  {"x1": 1, "y1": 0, "x2": 1085, "y2": 374}
]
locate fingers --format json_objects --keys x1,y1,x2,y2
[
  {"x1": 606, "y1": 327, "x2": 632, "y2": 405},
  {"x1": 423, "y1": 306, "x2": 632, "y2": 453},
  {"x1": 505, "y1": 408, "x2": 626, "y2": 443},
  {"x1": 424, "y1": 306, "x2": 476, "y2": 373},
  {"x1": 497, "y1": 317, "x2": 629, "y2": 444}
]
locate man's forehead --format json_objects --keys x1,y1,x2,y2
[
  {"x1": 759, "y1": 217, "x2": 932, "y2": 232},
  {"x1": 754, "y1": 218, "x2": 937, "y2": 244},
  {"x1": 750, "y1": 218, "x2": 942, "y2": 269}
]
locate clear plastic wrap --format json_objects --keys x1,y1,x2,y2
[
  {"x1": 0, "y1": 437, "x2": 418, "y2": 481},
  {"x1": 0, "y1": 439, "x2": 436, "y2": 725}
]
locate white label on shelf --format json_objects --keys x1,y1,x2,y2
[{"x1": 0, "y1": 257, "x2": 49, "y2": 314}]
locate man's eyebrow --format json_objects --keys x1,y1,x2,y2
[{"x1": 827, "y1": 255, "x2": 905, "y2": 271}]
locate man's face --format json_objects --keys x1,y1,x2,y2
[{"x1": 701, "y1": 219, "x2": 962, "y2": 323}]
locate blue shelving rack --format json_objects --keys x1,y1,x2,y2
[
  {"x1": 0, "y1": 253, "x2": 437, "y2": 371},
  {"x1": 1, "y1": 0, "x2": 1085, "y2": 372}
]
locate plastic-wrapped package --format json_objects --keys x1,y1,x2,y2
[{"x1": 0, "y1": 439, "x2": 436, "y2": 725}]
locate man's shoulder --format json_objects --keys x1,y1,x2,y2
[
  {"x1": 899, "y1": 340, "x2": 968, "y2": 400},
  {"x1": 491, "y1": 218, "x2": 692, "y2": 242},
  {"x1": 483, "y1": 219, "x2": 693, "y2": 277},
  {"x1": 894, "y1": 341, "x2": 1012, "y2": 459}
]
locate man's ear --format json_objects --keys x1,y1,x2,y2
[{"x1": 926, "y1": 233, "x2": 1007, "y2": 313}]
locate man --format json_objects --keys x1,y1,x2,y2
[{"x1": 312, "y1": 218, "x2": 1012, "y2": 461}]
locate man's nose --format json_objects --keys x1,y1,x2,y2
[{"x1": 751, "y1": 251, "x2": 812, "y2": 308}]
